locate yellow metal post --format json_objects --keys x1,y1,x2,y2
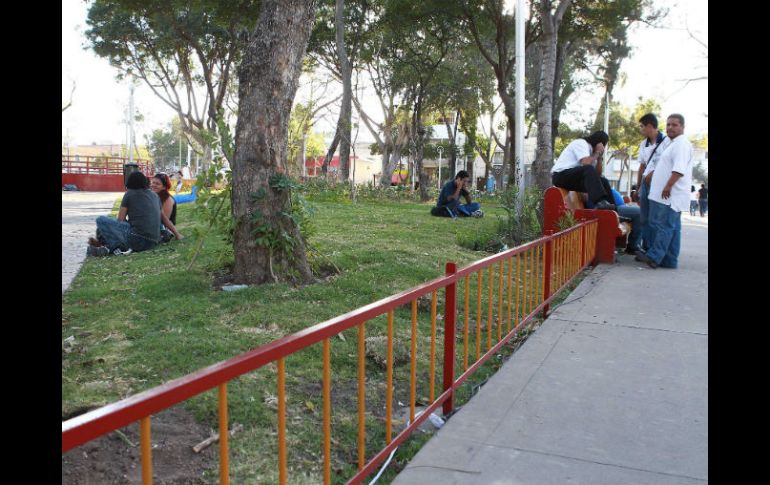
[
  {"x1": 219, "y1": 384, "x2": 229, "y2": 485},
  {"x1": 278, "y1": 359, "x2": 287, "y2": 485},
  {"x1": 140, "y1": 416, "x2": 152, "y2": 485}
]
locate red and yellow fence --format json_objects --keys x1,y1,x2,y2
[
  {"x1": 62, "y1": 155, "x2": 154, "y2": 176},
  {"x1": 62, "y1": 219, "x2": 598, "y2": 484}
]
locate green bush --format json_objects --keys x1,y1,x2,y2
[{"x1": 496, "y1": 184, "x2": 543, "y2": 247}]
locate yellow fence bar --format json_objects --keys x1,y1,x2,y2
[
  {"x1": 522, "y1": 249, "x2": 529, "y2": 318},
  {"x1": 386, "y1": 310, "x2": 394, "y2": 444},
  {"x1": 497, "y1": 260, "x2": 503, "y2": 342},
  {"x1": 410, "y1": 301, "x2": 417, "y2": 424},
  {"x1": 140, "y1": 416, "x2": 152, "y2": 485},
  {"x1": 476, "y1": 271, "x2": 482, "y2": 360},
  {"x1": 323, "y1": 338, "x2": 331, "y2": 485},
  {"x1": 219, "y1": 383, "x2": 229, "y2": 485},
  {"x1": 358, "y1": 322, "x2": 366, "y2": 470},
  {"x1": 529, "y1": 247, "x2": 536, "y2": 314},
  {"x1": 278, "y1": 358, "x2": 287, "y2": 485},
  {"x1": 538, "y1": 245, "x2": 543, "y2": 306},
  {"x1": 487, "y1": 265, "x2": 493, "y2": 351},
  {"x1": 506, "y1": 257, "x2": 512, "y2": 334},
  {"x1": 515, "y1": 253, "x2": 521, "y2": 328},
  {"x1": 429, "y1": 292, "x2": 437, "y2": 403},
  {"x1": 463, "y1": 276, "x2": 470, "y2": 370}
]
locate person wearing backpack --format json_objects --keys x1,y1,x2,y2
[{"x1": 635, "y1": 113, "x2": 670, "y2": 251}]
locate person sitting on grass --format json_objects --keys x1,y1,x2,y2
[
  {"x1": 150, "y1": 173, "x2": 177, "y2": 243},
  {"x1": 87, "y1": 171, "x2": 183, "y2": 256},
  {"x1": 431, "y1": 170, "x2": 483, "y2": 218}
]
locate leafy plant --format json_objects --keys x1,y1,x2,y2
[
  {"x1": 556, "y1": 211, "x2": 576, "y2": 231},
  {"x1": 496, "y1": 184, "x2": 543, "y2": 247}
]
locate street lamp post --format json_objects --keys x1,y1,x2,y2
[{"x1": 437, "y1": 145, "x2": 443, "y2": 190}]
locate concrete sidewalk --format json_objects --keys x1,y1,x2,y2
[
  {"x1": 393, "y1": 217, "x2": 707, "y2": 484},
  {"x1": 62, "y1": 191, "x2": 122, "y2": 293}
]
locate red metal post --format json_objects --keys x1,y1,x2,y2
[
  {"x1": 542, "y1": 231, "x2": 554, "y2": 318},
  {"x1": 442, "y1": 262, "x2": 457, "y2": 416}
]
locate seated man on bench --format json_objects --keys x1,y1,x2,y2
[
  {"x1": 431, "y1": 170, "x2": 482, "y2": 218},
  {"x1": 551, "y1": 131, "x2": 616, "y2": 211}
]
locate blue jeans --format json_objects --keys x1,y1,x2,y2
[
  {"x1": 617, "y1": 205, "x2": 642, "y2": 251},
  {"x1": 639, "y1": 182, "x2": 651, "y2": 251},
  {"x1": 96, "y1": 216, "x2": 131, "y2": 251},
  {"x1": 699, "y1": 199, "x2": 708, "y2": 216},
  {"x1": 96, "y1": 216, "x2": 158, "y2": 252},
  {"x1": 689, "y1": 200, "x2": 698, "y2": 216},
  {"x1": 444, "y1": 200, "x2": 480, "y2": 217},
  {"x1": 646, "y1": 200, "x2": 681, "y2": 269}
]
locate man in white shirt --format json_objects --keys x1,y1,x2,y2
[
  {"x1": 635, "y1": 114, "x2": 693, "y2": 269},
  {"x1": 551, "y1": 131, "x2": 616, "y2": 211},
  {"x1": 635, "y1": 113, "x2": 669, "y2": 251}
]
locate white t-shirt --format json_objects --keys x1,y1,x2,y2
[
  {"x1": 639, "y1": 133, "x2": 670, "y2": 177},
  {"x1": 690, "y1": 190, "x2": 699, "y2": 201},
  {"x1": 648, "y1": 135, "x2": 693, "y2": 213},
  {"x1": 552, "y1": 139, "x2": 592, "y2": 173}
]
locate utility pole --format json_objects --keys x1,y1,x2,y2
[
  {"x1": 128, "y1": 84, "x2": 135, "y2": 165},
  {"x1": 515, "y1": 0, "x2": 526, "y2": 202},
  {"x1": 437, "y1": 145, "x2": 443, "y2": 190}
]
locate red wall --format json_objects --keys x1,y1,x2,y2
[{"x1": 62, "y1": 174, "x2": 125, "y2": 192}]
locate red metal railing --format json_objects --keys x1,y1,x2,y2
[
  {"x1": 62, "y1": 219, "x2": 598, "y2": 484},
  {"x1": 61, "y1": 155, "x2": 154, "y2": 176}
]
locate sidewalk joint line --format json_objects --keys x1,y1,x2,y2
[
  {"x1": 547, "y1": 317, "x2": 707, "y2": 336},
  {"x1": 479, "y1": 443, "x2": 708, "y2": 482}
]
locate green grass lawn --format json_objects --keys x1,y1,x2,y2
[{"x1": 62, "y1": 196, "x2": 587, "y2": 484}]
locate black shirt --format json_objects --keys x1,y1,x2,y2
[{"x1": 698, "y1": 187, "x2": 708, "y2": 200}]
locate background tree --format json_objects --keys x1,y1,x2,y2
[
  {"x1": 460, "y1": 0, "x2": 539, "y2": 186},
  {"x1": 231, "y1": 0, "x2": 317, "y2": 285},
  {"x1": 307, "y1": 0, "x2": 370, "y2": 179},
  {"x1": 85, "y1": 0, "x2": 261, "y2": 171},
  {"x1": 145, "y1": 117, "x2": 192, "y2": 171}
]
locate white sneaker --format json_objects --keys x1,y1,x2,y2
[{"x1": 471, "y1": 210, "x2": 484, "y2": 218}]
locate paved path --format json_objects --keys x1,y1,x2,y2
[
  {"x1": 394, "y1": 216, "x2": 707, "y2": 484},
  {"x1": 62, "y1": 192, "x2": 122, "y2": 293}
]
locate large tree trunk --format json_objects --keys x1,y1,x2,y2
[
  {"x1": 336, "y1": 0, "x2": 352, "y2": 181},
  {"x1": 532, "y1": 0, "x2": 572, "y2": 191},
  {"x1": 232, "y1": 0, "x2": 316, "y2": 285}
]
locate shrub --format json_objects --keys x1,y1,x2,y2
[{"x1": 496, "y1": 184, "x2": 543, "y2": 247}]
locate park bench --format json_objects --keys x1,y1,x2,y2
[{"x1": 543, "y1": 186, "x2": 630, "y2": 264}]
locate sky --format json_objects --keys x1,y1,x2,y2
[{"x1": 62, "y1": 0, "x2": 707, "y2": 148}]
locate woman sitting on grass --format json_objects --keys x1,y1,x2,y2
[
  {"x1": 87, "y1": 172, "x2": 183, "y2": 256},
  {"x1": 150, "y1": 173, "x2": 177, "y2": 242}
]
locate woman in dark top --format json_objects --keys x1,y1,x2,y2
[{"x1": 151, "y1": 173, "x2": 178, "y2": 242}]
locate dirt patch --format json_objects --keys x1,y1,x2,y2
[{"x1": 62, "y1": 406, "x2": 218, "y2": 484}]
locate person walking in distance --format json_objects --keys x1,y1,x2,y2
[{"x1": 698, "y1": 183, "x2": 708, "y2": 216}]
